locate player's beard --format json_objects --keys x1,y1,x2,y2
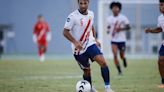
[{"x1": 79, "y1": 8, "x2": 88, "y2": 15}]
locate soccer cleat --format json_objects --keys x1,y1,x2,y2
[
  {"x1": 105, "y1": 88, "x2": 114, "y2": 92},
  {"x1": 91, "y1": 86, "x2": 98, "y2": 92},
  {"x1": 105, "y1": 85, "x2": 114, "y2": 92},
  {"x1": 158, "y1": 84, "x2": 164, "y2": 88}
]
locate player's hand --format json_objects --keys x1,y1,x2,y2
[
  {"x1": 145, "y1": 28, "x2": 151, "y2": 33},
  {"x1": 74, "y1": 41, "x2": 83, "y2": 51},
  {"x1": 107, "y1": 26, "x2": 111, "y2": 34},
  {"x1": 33, "y1": 35, "x2": 37, "y2": 43},
  {"x1": 116, "y1": 27, "x2": 121, "y2": 32},
  {"x1": 96, "y1": 40, "x2": 101, "y2": 48},
  {"x1": 107, "y1": 30, "x2": 110, "y2": 34},
  {"x1": 46, "y1": 32, "x2": 51, "y2": 42}
]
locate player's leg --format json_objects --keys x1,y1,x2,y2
[
  {"x1": 38, "y1": 45, "x2": 45, "y2": 62},
  {"x1": 87, "y1": 44, "x2": 113, "y2": 92},
  {"x1": 94, "y1": 55, "x2": 110, "y2": 86},
  {"x1": 38, "y1": 43, "x2": 47, "y2": 62},
  {"x1": 158, "y1": 56, "x2": 164, "y2": 88},
  {"x1": 74, "y1": 56, "x2": 95, "y2": 91},
  {"x1": 93, "y1": 54, "x2": 114, "y2": 92},
  {"x1": 119, "y1": 42, "x2": 127, "y2": 68},
  {"x1": 83, "y1": 68, "x2": 92, "y2": 85},
  {"x1": 83, "y1": 68, "x2": 98, "y2": 92},
  {"x1": 74, "y1": 54, "x2": 92, "y2": 85},
  {"x1": 111, "y1": 42, "x2": 122, "y2": 74},
  {"x1": 158, "y1": 45, "x2": 164, "y2": 88}
]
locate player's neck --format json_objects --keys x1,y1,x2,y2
[
  {"x1": 113, "y1": 13, "x2": 119, "y2": 17},
  {"x1": 38, "y1": 20, "x2": 44, "y2": 23},
  {"x1": 78, "y1": 9, "x2": 88, "y2": 15}
]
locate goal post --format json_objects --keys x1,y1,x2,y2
[{"x1": 98, "y1": 0, "x2": 160, "y2": 59}]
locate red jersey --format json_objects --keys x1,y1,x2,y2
[{"x1": 33, "y1": 21, "x2": 50, "y2": 44}]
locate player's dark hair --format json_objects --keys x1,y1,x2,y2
[
  {"x1": 77, "y1": 0, "x2": 89, "y2": 3},
  {"x1": 37, "y1": 14, "x2": 43, "y2": 19},
  {"x1": 160, "y1": 0, "x2": 164, "y2": 3},
  {"x1": 110, "y1": 1, "x2": 122, "y2": 10}
]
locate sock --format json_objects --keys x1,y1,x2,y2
[
  {"x1": 114, "y1": 58, "x2": 122, "y2": 74},
  {"x1": 40, "y1": 54, "x2": 45, "y2": 62},
  {"x1": 101, "y1": 66, "x2": 110, "y2": 86},
  {"x1": 38, "y1": 47, "x2": 46, "y2": 62},
  {"x1": 123, "y1": 58, "x2": 126, "y2": 62},
  {"x1": 38, "y1": 47, "x2": 45, "y2": 62},
  {"x1": 105, "y1": 85, "x2": 111, "y2": 89},
  {"x1": 162, "y1": 78, "x2": 164, "y2": 84},
  {"x1": 123, "y1": 58, "x2": 127, "y2": 67},
  {"x1": 83, "y1": 75, "x2": 92, "y2": 86},
  {"x1": 116, "y1": 64, "x2": 122, "y2": 74}
]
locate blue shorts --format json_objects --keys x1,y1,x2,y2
[
  {"x1": 74, "y1": 44, "x2": 102, "y2": 69},
  {"x1": 159, "y1": 44, "x2": 164, "y2": 56},
  {"x1": 111, "y1": 41, "x2": 126, "y2": 51}
]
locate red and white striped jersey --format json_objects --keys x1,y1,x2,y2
[
  {"x1": 64, "y1": 10, "x2": 96, "y2": 54},
  {"x1": 33, "y1": 21, "x2": 50, "y2": 43},
  {"x1": 107, "y1": 14, "x2": 130, "y2": 42}
]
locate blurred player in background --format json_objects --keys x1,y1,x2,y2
[
  {"x1": 63, "y1": 0, "x2": 114, "y2": 92},
  {"x1": 145, "y1": 0, "x2": 164, "y2": 88},
  {"x1": 106, "y1": 1, "x2": 131, "y2": 75},
  {"x1": 33, "y1": 15, "x2": 51, "y2": 62}
]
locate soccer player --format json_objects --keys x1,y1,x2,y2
[
  {"x1": 144, "y1": 0, "x2": 164, "y2": 88},
  {"x1": 63, "y1": 0, "x2": 114, "y2": 92},
  {"x1": 33, "y1": 15, "x2": 51, "y2": 62},
  {"x1": 106, "y1": 1, "x2": 130, "y2": 75}
]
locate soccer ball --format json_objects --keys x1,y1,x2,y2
[{"x1": 76, "y1": 80, "x2": 91, "y2": 92}]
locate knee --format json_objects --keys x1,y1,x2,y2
[
  {"x1": 158, "y1": 60, "x2": 164, "y2": 65},
  {"x1": 114, "y1": 55, "x2": 117, "y2": 59},
  {"x1": 159, "y1": 56, "x2": 164, "y2": 62},
  {"x1": 99, "y1": 61, "x2": 108, "y2": 68},
  {"x1": 159, "y1": 57, "x2": 164, "y2": 62}
]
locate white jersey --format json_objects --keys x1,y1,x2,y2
[
  {"x1": 158, "y1": 14, "x2": 164, "y2": 31},
  {"x1": 107, "y1": 14, "x2": 130, "y2": 42},
  {"x1": 64, "y1": 10, "x2": 96, "y2": 54},
  {"x1": 158, "y1": 14, "x2": 164, "y2": 44}
]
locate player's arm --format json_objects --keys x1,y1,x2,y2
[
  {"x1": 63, "y1": 29, "x2": 83, "y2": 50},
  {"x1": 107, "y1": 25, "x2": 111, "y2": 34},
  {"x1": 92, "y1": 26, "x2": 96, "y2": 38},
  {"x1": 145, "y1": 27, "x2": 162, "y2": 33},
  {"x1": 46, "y1": 32, "x2": 51, "y2": 42},
  {"x1": 120, "y1": 24, "x2": 131, "y2": 31},
  {"x1": 92, "y1": 26, "x2": 101, "y2": 47},
  {"x1": 33, "y1": 25, "x2": 37, "y2": 43},
  {"x1": 118, "y1": 16, "x2": 131, "y2": 32},
  {"x1": 46, "y1": 23, "x2": 51, "y2": 42}
]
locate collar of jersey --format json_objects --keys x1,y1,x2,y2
[{"x1": 78, "y1": 9, "x2": 88, "y2": 15}]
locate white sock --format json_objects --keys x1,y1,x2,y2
[
  {"x1": 40, "y1": 54, "x2": 45, "y2": 62},
  {"x1": 105, "y1": 85, "x2": 110, "y2": 89}
]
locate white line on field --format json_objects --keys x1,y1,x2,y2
[{"x1": 16, "y1": 75, "x2": 82, "y2": 80}]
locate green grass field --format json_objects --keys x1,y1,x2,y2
[{"x1": 0, "y1": 58, "x2": 164, "y2": 92}]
